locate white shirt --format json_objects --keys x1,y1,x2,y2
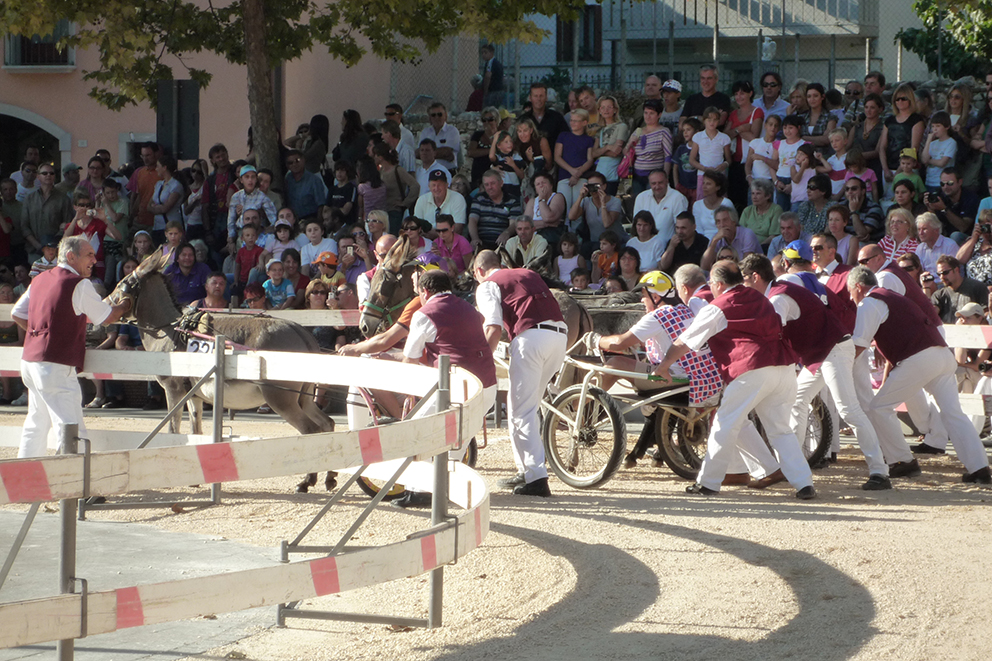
[
  {"x1": 692, "y1": 197, "x2": 735, "y2": 239},
  {"x1": 678, "y1": 294, "x2": 731, "y2": 351},
  {"x1": 476, "y1": 279, "x2": 503, "y2": 328},
  {"x1": 413, "y1": 189, "x2": 468, "y2": 228},
  {"x1": 12, "y1": 265, "x2": 112, "y2": 329},
  {"x1": 629, "y1": 310, "x2": 688, "y2": 378},
  {"x1": 15, "y1": 181, "x2": 38, "y2": 203},
  {"x1": 300, "y1": 238, "x2": 338, "y2": 267},
  {"x1": 874, "y1": 261, "x2": 905, "y2": 295},
  {"x1": 404, "y1": 292, "x2": 450, "y2": 360},
  {"x1": 765, "y1": 281, "x2": 799, "y2": 325},
  {"x1": 687, "y1": 285, "x2": 710, "y2": 315},
  {"x1": 754, "y1": 97, "x2": 790, "y2": 120},
  {"x1": 625, "y1": 234, "x2": 667, "y2": 272},
  {"x1": 400, "y1": 125, "x2": 416, "y2": 154},
  {"x1": 746, "y1": 137, "x2": 776, "y2": 181},
  {"x1": 397, "y1": 141, "x2": 417, "y2": 174},
  {"x1": 915, "y1": 236, "x2": 958, "y2": 275},
  {"x1": 632, "y1": 187, "x2": 689, "y2": 246},
  {"x1": 851, "y1": 289, "x2": 889, "y2": 349},
  {"x1": 418, "y1": 123, "x2": 462, "y2": 170},
  {"x1": 356, "y1": 270, "x2": 372, "y2": 303}
]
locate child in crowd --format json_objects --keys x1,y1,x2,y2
[
  {"x1": 30, "y1": 240, "x2": 58, "y2": 279},
  {"x1": 892, "y1": 148, "x2": 926, "y2": 203},
  {"x1": 262, "y1": 259, "x2": 295, "y2": 310},
  {"x1": 299, "y1": 218, "x2": 338, "y2": 278},
  {"x1": 788, "y1": 144, "x2": 817, "y2": 205},
  {"x1": 816, "y1": 128, "x2": 849, "y2": 199},
  {"x1": 591, "y1": 230, "x2": 620, "y2": 283},
  {"x1": 555, "y1": 232, "x2": 585, "y2": 285},
  {"x1": 489, "y1": 130, "x2": 523, "y2": 200},
  {"x1": 555, "y1": 108, "x2": 595, "y2": 209},
  {"x1": 259, "y1": 218, "x2": 297, "y2": 263},
  {"x1": 745, "y1": 115, "x2": 781, "y2": 191},
  {"x1": 922, "y1": 111, "x2": 958, "y2": 194},
  {"x1": 689, "y1": 107, "x2": 732, "y2": 192},
  {"x1": 233, "y1": 224, "x2": 264, "y2": 302},
  {"x1": 825, "y1": 88, "x2": 847, "y2": 126},
  {"x1": 773, "y1": 114, "x2": 807, "y2": 211},
  {"x1": 569, "y1": 268, "x2": 591, "y2": 291},
  {"x1": 844, "y1": 150, "x2": 880, "y2": 202},
  {"x1": 326, "y1": 160, "x2": 357, "y2": 227},
  {"x1": 161, "y1": 220, "x2": 185, "y2": 266},
  {"x1": 674, "y1": 118, "x2": 702, "y2": 204},
  {"x1": 314, "y1": 251, "x2": 345, "y2": 288},
  {"x1": 242, "y1": 282, "x2": 268, "y2": 309}
]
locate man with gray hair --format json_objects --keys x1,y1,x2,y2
[
  {"x1": 847, "y1": 266, "x2": 991, "y2": 484},
  {"x1": 914, "y1": 211, "x2": 958, "y2": 275},
  {"x1": 766, "y1": 212, "x2": 811, "y2": 258},
  {"x1": 674, "y1": 263, "x2": 712, "y2": 314},
  {"x1": 679, "y1": 64, "x2": 731, "y2": 127},
  {"x1": 11, "y1": 235, "x2": 132, "y2": 458}
]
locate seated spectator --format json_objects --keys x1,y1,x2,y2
[
  {"x1": 415, "y1": 139, "x2": 452, "y2": 194},
  {"x1": 165, "y1": 243, "x2": 212, "y2": 306},
  {"x1": 336, "y1": 231, "x2": 372, "y2": 283},
  {"x1": 896, "y1": 252, "x2": 926, "y2": 289},
  {"x1": 242, "y1": 282, "x2": 268, "y2": 309},
  {"x1": 567, "y1": 172, "x2": 625, "y2": 257},
  {"x1": 878, "y1": 208, "x2": 920, "y2": 261},
  {"x1": 891, "y1": 179, "x2": 926, "y2": 219},
  {"x1": 29, "y1": 240, "x2": 58, "y2": 279},
  {"x1": 659, "y1": 211, "x2": 708, "y2": 272},
  {"x1": 617, "y1": 247, "x2": 643, "y2": 291},
  {"x1": 691, "y1": 170, "x2": 734, "y2": 239},
  {"x1": 626, "y1": 210, "x2": 665, "y2": 272},
  {"x1": 401, "y1": 217, "x2": 434, "y2": 257},
  {"x1": 603, "y1": 276, "x2": 626, "y2": 293},
  {"x1": 793, "y1": 173, "x2": 833, "y2": 235},
  {"x1": 554, "y1": 232, "x2": 586, "y2": 285},
  {"x1": 839, "y1": 176, "x2": 884, "y2": 242},
  {"x1": 431, "y1": 214, "x2": 473, "y2": 275},
  {"x1": 739, "y1": 178, "x2": 783, "y2": 245},
  {"x1": 280, "y1": 248, "x2": 309, "y2": 308},
  {"x1": 825, "y1": 205, "x2": 859, "y2": 266},
  {"x1": 701, "y1": 206, "x2": 762, "y2": 270},
  {"x1": 469, "y1": 170, "x2": 522, "y2": 250},
  {"x1": 356, "y1": 156, "x2": 387, "y2": 229},
  {"x1": 570, "y1": 268, "x2": 592, "y2": 291},
  {"x1": 632, "y1": 169, "x2": 688, "y2": 247},
  {"x1": 413, "y1": 169, "x2": 467, "y2": 236},
  {"x1": 262, "y1": 258, "x2": 296, "y2": 310},
  {"x1": 503, "y1": 217, "x2": 549, "y2": 267},
  {"x1": 923, "y1": 167, "x2": 978, "y2": 242},
  {"x1": 591, "y1": 230, "x2": 621, "y2": 282},
  {"x1": 957, "y1": 210, "x2": 992, "y2": 286},
  {"x1": 932, "y1": 254, "x2": 988, "y2": 323},
  {"x1": 299, "y1": 218, "x2": 338, "y2": 277},
  {"x1": 526, "y1": 171, "x2": 567, "y2": 248},
  {"x1": 65, "y1": 189, "x2": 122, "y2": 282},
  {"x1": 766, "y1": 212, "x2": 812, "y2": 258},
  {"x1": 192, "y1": 271, "x2": 230, "y2": 309}
]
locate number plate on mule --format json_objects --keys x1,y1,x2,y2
[{"x1": 186, "y1": 338, "x2": 215, "y2": 354}]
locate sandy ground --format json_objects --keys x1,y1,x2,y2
[{"x1": 2, "y1": 411, "x2": 992, "y2": 661}]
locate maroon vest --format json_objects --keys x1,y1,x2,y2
[
  {"x1": 22, "y1": 267, "x2": 87, "y2": 371},
  {"x1": 707, "y1": 285, "x2": 796, "y2": 383},
  {"x1": 769, "y1": 280, "x2": 847, "y2": 374},
  {"x1": 488, "y1": 269, "x2": 564, "y2": 340},
  {"x1": 867, "y1": 288, "x2": 945, "y2": 364},
  {"x1": 691, "y1": 284, "x2": 714, "y2": 303},
  {"x1": 823, "y1": 265, "x2": 857, "y2": 334},
  {"x1": 419, "y1": 293, "x2": 497, "y2": 388},
  {"x1": 880, "y1": 261, "x2": 942, "y2": 326}
]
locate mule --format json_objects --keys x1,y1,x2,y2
[{"x1": 110, "y1": 253, "x2": 337, "y2": 493}]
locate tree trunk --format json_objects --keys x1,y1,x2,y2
[{"x1": 242, "y1": 0, "x2": 283, "y2": 192}]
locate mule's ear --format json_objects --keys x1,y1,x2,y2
[
  {"x1": 384, "y1": 235, "x2": 409, "y2": 268},
  {"x1": 134, "y1": 249, "x2": 164, "y2": 277}
]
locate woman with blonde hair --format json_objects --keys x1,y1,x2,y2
[
  {"x1": 592, "y1": 95, "x2": 629, "y2": 195},
  {"x1": 878, "y1": 207, "x2": 919, "y2": 260},
  {"x1": 365, "y1": 209, "x2": 388, "y2": 248},
  {"x1": 879, "y1": 83, "x2": 925, "y2": 189}
]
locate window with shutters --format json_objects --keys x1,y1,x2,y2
[{"x1": 4, "y1": 20, "x2": 75, "y2": 69}]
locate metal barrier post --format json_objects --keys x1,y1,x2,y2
[
  {"x1": 57, "y1": 423, "x2": 79, "y2": 661},
  {"x1": 211, "y1": 335, "x2": 226, "y2": 504},
  {"x1": 428, "y1": 355, "x2": 450, "y2": 629}
]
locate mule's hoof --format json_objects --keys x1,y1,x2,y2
[
  {"x1": 324, "y1": 478, "x2": 337, "y2": 491},
  {"x1": 295, "y1": 483, "x2": 310, "y2": 493},
  {"x1": 623, "y1": 456, "x2": 637, "y2": 469}
]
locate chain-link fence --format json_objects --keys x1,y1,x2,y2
[{"x1": 390, "y1": 0, "x2": 889, "y2": 114}]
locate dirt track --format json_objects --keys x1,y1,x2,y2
[{"x1": 2, "y1": 412, "x2": 991, "y2": 661}]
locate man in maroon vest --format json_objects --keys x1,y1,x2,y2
[
  {"x1": 12, "y1": 236, "x2": 131, "y2": 458},
  {"x1": 393, "y1": 270, "x2": 499, "y2": 507},
  {"x1": 475, "y1": 250, "x2": 567, "y2": 497},
  {"x1": 653, "y1": 261, "x2": 816, "y2": 498},
  {"x1": 811, "y1": 233, "x2": 856, "y2": 333},
  {"x1": 673, "y1": 264, "x2": 712, "y2": 315},
  {"x1": 741, "y1": 254, "x2": 891, "y2": 490},
  {"x1": 848, "y1": 266, "x2": 990, "y2": 484}
]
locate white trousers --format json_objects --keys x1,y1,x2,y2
[
  {"x1": 726, "y1": 419, "x2": 782, "y2": 478},
  {"x1": 509, "y1": 326, "x2": 567, "y2": 482},
  {"x1": 697, "y1": 364, "x2": 814, "y2": 491},
  {"x1": 19, "y1": 360, "x2": 87, "y2": 458},
  {"x1": 414, "y1": 384, "x2": 497, "y2": 462},
  {"x1": 792, "y1": 339, "x2": 888, "y2": 475},
  {"x1": 971, "y1": 375, "x2": 992, "y2": 433},
  {"x1": 867, "y1": 347, "x2": 990, "y2": 473}
]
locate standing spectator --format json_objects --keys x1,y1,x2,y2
[
  {"x1": 554, "y1": 110, "x2": 595, "y2": 209},
  {"x1": 691, "y1": 171, "x2": 734, "y2": 239},
  {"x1": 301, "y1": 114, "x2": 329, "y2": 174},
  {"x1": 78, "y1": 157, "x2": 107, "y2": 202},
  {"x1": 233, "y1": 223, "x2": 265, "y2": 300},
  {"x1": 182, "y1": 159, "x2": 208, "y2": 242},
  {"x1": 518, "y1": 82, "x2": 569, "y2": 147},
  {"x1": 878, "y1": 208, "x2": 920, "y2": 260},
  {"x1": 921, "y1": 112, "x2": 958, "y2": 193},
  {"x1": 54, "y1": 163, "x2": 82, "y2": 199},
  {"x1": 892, "y1": 150, "x2": 925, "y2": 205},
  {"x1": 14, "y1": 161, "x2": 39, "y2": 203},
  {"x1": 592, "y1": 96, "x2": 629, "y2": 195},
  {"x1": 469, "y1": 170, "x2": 522, "y2": 250},
  {"x1": 631, "y1": 75, "x2": 664, "y2": 132},
  {"x1": 745, "y1": 114, "x2": 781, "y2": 195},
  {"x1": 843, "y1": 149, "x2": 880, "y2": 202},
  {"x1": 64, "y1": 189, "x2": 122, "y2": 281},
  {"x1": 917, "y1": 211, "x2": 959, "y2": 275},
  {"x1": 480, "y1": 44, "x2": 504, "y2": 108},
  {"x1": 848, "y1": 93, "x2": 886, "y2": 185},
  {"x1": 773, "y1": 114, "x2": 808, "y2": 211},
  {"x1": 701, "y1": 206, "x2": 762, "y2": 270},
  {"x1": 800, "y1": 83, "x2": 837, "y2": 149},
  {"x1": 333, "y1": 109, "x2": 371, "y2": 168},
  {"x1": 10, "y1": 146, "x2": 41, "y2": 187},
  {"x1": 567, "y1": 172, "x2": 625, "y2": 255},
  {"x1": 726, "y1": 81, "x2": 764, "y2": 207},
  {"x1": 739, "y1": 178, "x2": 783, "y2": 245},
  {"x1": 932, "y1": 254, "x2": 988, "y2": 323},
  {"x1": 576, "y1": 87, "x2": 601, "y2": 136},
  {"x1": 1, "y1": 178, "x2": 25, "y2": 263},
  {"x1": 475, "y1": 250, "x2": 567, "y2": 497},
  {"x1": 679, "y1": 64, "x2": 731, "y2": 126},
  {"x1": 944, "y1": 83, "x2": 977, "y2": 145},
  {"x1": 672, "y1": 118, "x2": 701, "y2": 203},
  {"x1": 21, "y1": 163, "x2": 72, "y2": 261},
  {"x1": 632, "y1": 169, "x2": 688, "y2": 247},
  {"x1": 467, "y1": 108, "x2": 501, "y2": 189},
  {"x1": 29, "y1": 240, "x2": 59, "y2": 279},
  {"x1": 227, "y1": 164, "x2": 278, "y2": 247},
  {"x1": 325, "y1": 161, "x2": 358, "y2": 227},
  {"x1": 659, "y1": 79, "x2": 684, "y2": 138},
  {"x1": 785, "y1": 82, "x2": 809, "y2": 116},
  {"x1": 127, "y1": 142, "x2": 161, "y2": 231},
  {"x1": 284, "y1": 149, "x2": 328, "y2": 223},
  {"x1": 374, "y1": 143, "x2": 420, "y2": 233},
  {"x1": 381, "y1": 120, "x2": 416, "y2": 174},
  {"x1": 418, "y1": 103, "x2": 461, "y2": 171},
  {"x1": 754, "y1": 71, "x2": 790, "y2": 120},
  {"x1": 689, "y1": 107, "x2": 732, "y2": 195},
  {"x1": 818, "y1": 129, "x2": 850, "y2": 198},
  {"x1": 202, "y1": 144, "x2": 237, "y2": 254},
  {"x1": 842, "y1": 80, "x2": 864, "y2": 125},
  {"x1": 384, "y1": 104, "x2": 417, "y2": 153},
  {"x1": 624, "y1": 99, "x2": 674, "y2": 198},
  {"x1": 356, "y1": 156, "x2": 387, "y2": 229},
  {"x1": 879, "y1": 84, "x2": 926, "y2": 191}
]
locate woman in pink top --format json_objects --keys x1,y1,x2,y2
[{"x1": 431, "y1": 214, "x2": 473, "y2": 274}]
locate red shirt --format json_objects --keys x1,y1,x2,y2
[{"x1": 235, "y1": 244, "x2": 265, "y2": 284}]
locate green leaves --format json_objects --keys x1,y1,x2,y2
[{"x1": 898, "y1": 0, "x2": 992, "y2": 79}]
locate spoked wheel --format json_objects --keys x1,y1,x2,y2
[
  {"x1": 656, "y1": 407, "x2": 713, "y2": 480},
  {"x1": 541, "y1": 384, "x2": 626, "y2": 489},
  {"x1": 751, "y1": 394, "x2": 833, "y2": 467}
]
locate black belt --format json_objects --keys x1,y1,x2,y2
[
  {"x1": 535, "y1": 323, "x2": 567, "y2": 335},
  {"x1": 840, "y1": 334, "x2": 852, "y2": 342}
]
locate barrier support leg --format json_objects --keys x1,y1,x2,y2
[
  {"x1": 57, "y1": 423, "x2": 79, "y2": 661},
  {"x1": 428, "y1": 356, "x2": 451, "y2": 629},
  {"x1": 0, "y1": 502, "x2": 40, "y2": 591},
  {"x1": 211, "y1": 335, "x2": 226, "y2": 504}
]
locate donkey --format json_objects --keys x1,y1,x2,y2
[{"x1": 109, "y1": 253, "x2": 337, "y2": 493}]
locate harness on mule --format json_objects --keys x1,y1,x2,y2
[
  {"x1": 175, "y1": 308, "x2": 254, "y2": 352},
  {"x1": 360, "y1": 295, "x2": 412, "y2": 333}
]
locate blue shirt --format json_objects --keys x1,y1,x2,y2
[
  {"x1": 284, "y1": 170, "x2": 328, "y2": 220},
  {"x1": 165, "y1": 261, "x2": 212, "y2": 305},
  {"x1": 263, "y1": 278, "x2": 295, "y2": 308}
]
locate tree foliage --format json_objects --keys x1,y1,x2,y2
[
  {"x1": 0, "y1": 0, "x2": 587, "y2": 109},
  {"x1": 897, "y1": 0, "x2": 992, "y2": 80}
]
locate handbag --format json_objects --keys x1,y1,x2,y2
[{"x1": 617, "y1": 143, "x2": 636, "y2": 180}]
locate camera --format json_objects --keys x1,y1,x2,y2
[
  {"x1": 981, "y1": 224, "x2": 991, "y2": 234},
  {"x1": 921, "y1": 274, "x2": 935, "y2": 283},
  {"x1": 586, "y1": 183, "x2": 600, "y2": 194},
  {"x1": 980, "y1": 362, "x2": 992, "y2": 373}
]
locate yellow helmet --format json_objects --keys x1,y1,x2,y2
[{"x1": 636, "y1": 271, "x2": 675, "y2": 297}]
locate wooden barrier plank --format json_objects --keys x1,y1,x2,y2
[
  {"x1": 0, "y1": 304, "x2": 361, "y2": 328},
  {"x1": 942, "y1": 325, "x2": 992, "y2": 350}
]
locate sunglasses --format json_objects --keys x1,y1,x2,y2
[
  {"x1": 811, "y1": 245, "x2": 825, "y2": 251},
  {"x1": 352, "y1": 231, "x2": 367, "y2": 238},
  {"x1": 482, "y1": 117, "x2": 497, "y2": 123},
  {"x1": 403, "y1": 226, "x2": 420, "y2": 231},
  {"x1": 287, "y1": 159, "x2": 302, "y2": 165},
  {"x1": 429, "y1": 112, "x2": 444, "y2": 118},
  {"x1": 437, "y1": 227, "x2": 451, "y2": 233},
  {"x1": 845, "y1": 90, "x2": 862, "y2": 96},
  {"x1": 245, "y1": 297, "x2": 263, "y2": 304},
  {"x1": 761, "y1": 82, "x2": 779, "y2": 88},
  {"x1": 895, "y1": 97, "x2": 910, "y2": 102},
  {"x1": 901, "y1": 265, "x2": 919, "y2": 272},
  {"x1": 384, "y1": 110, "x2": 398, "y2": 116},
  {"x1": 310, "y1": 290, "x2": 328, "y2": 296},
  {"x1": 936, "y1": 269, "x2": 953, "y2": 276}
]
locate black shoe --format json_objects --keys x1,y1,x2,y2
[
  {"x1": 889, "y1": 459, "x2": 922, "y2": 478},
  {"x1": 828, "y1": 452, "x2": 838, "y2": 463},
  {"x1": 962, "y1": 467, "x2": 992, "y2": 484},
  {"x1": 862, "y1": 474, "x2": 893, "y2": 491},
  {"x1": 795, "y1": 486, "x2": 816, "y2": 500},
  {"x1": 390, "y1": 490, "x2": 433, "y2": 508},
  {"x1": 513, "y1": 477, "x2": 551, "y2": 497},
  {"x1": 685, "y1": 483, "x2": 718, "y2": 495},
  {"x1": 911, "y1": 443, "x2": 946, "y2": 455},
  {"x1": 498, "y1": 473, "x2": 526, "y2": 489},
  {"x1": 142, "y1": 399, "x2": 164, "y2": 411}
]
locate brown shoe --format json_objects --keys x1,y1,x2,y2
[
  {"x1": 722, "y1": 472, "x2": 750, "y2": 486},
  {"x1": 748, "y1": 469, "x2": 786, "y2": 489}
]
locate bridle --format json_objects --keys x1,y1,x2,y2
[
  {"x1": 360, "y1": 265, "x2": 411, "y2": 335},
  {"x1": 111, "y1": 272, "x2": 142, "y2": 322}
]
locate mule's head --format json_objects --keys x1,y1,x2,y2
[
  {"x1": 108, "y1": 250, "x2": 169, "y2": 322},
  {"x1": 359, "y1": 235, "x2": 418, "y2": 338}
]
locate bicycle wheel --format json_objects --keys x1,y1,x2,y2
[
  {"x1": 656, "y1": 407, "x2": 712, "y2": 481},
  {"x1": 541, "y1": 385, "x2": 626, "y2": 489}
]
